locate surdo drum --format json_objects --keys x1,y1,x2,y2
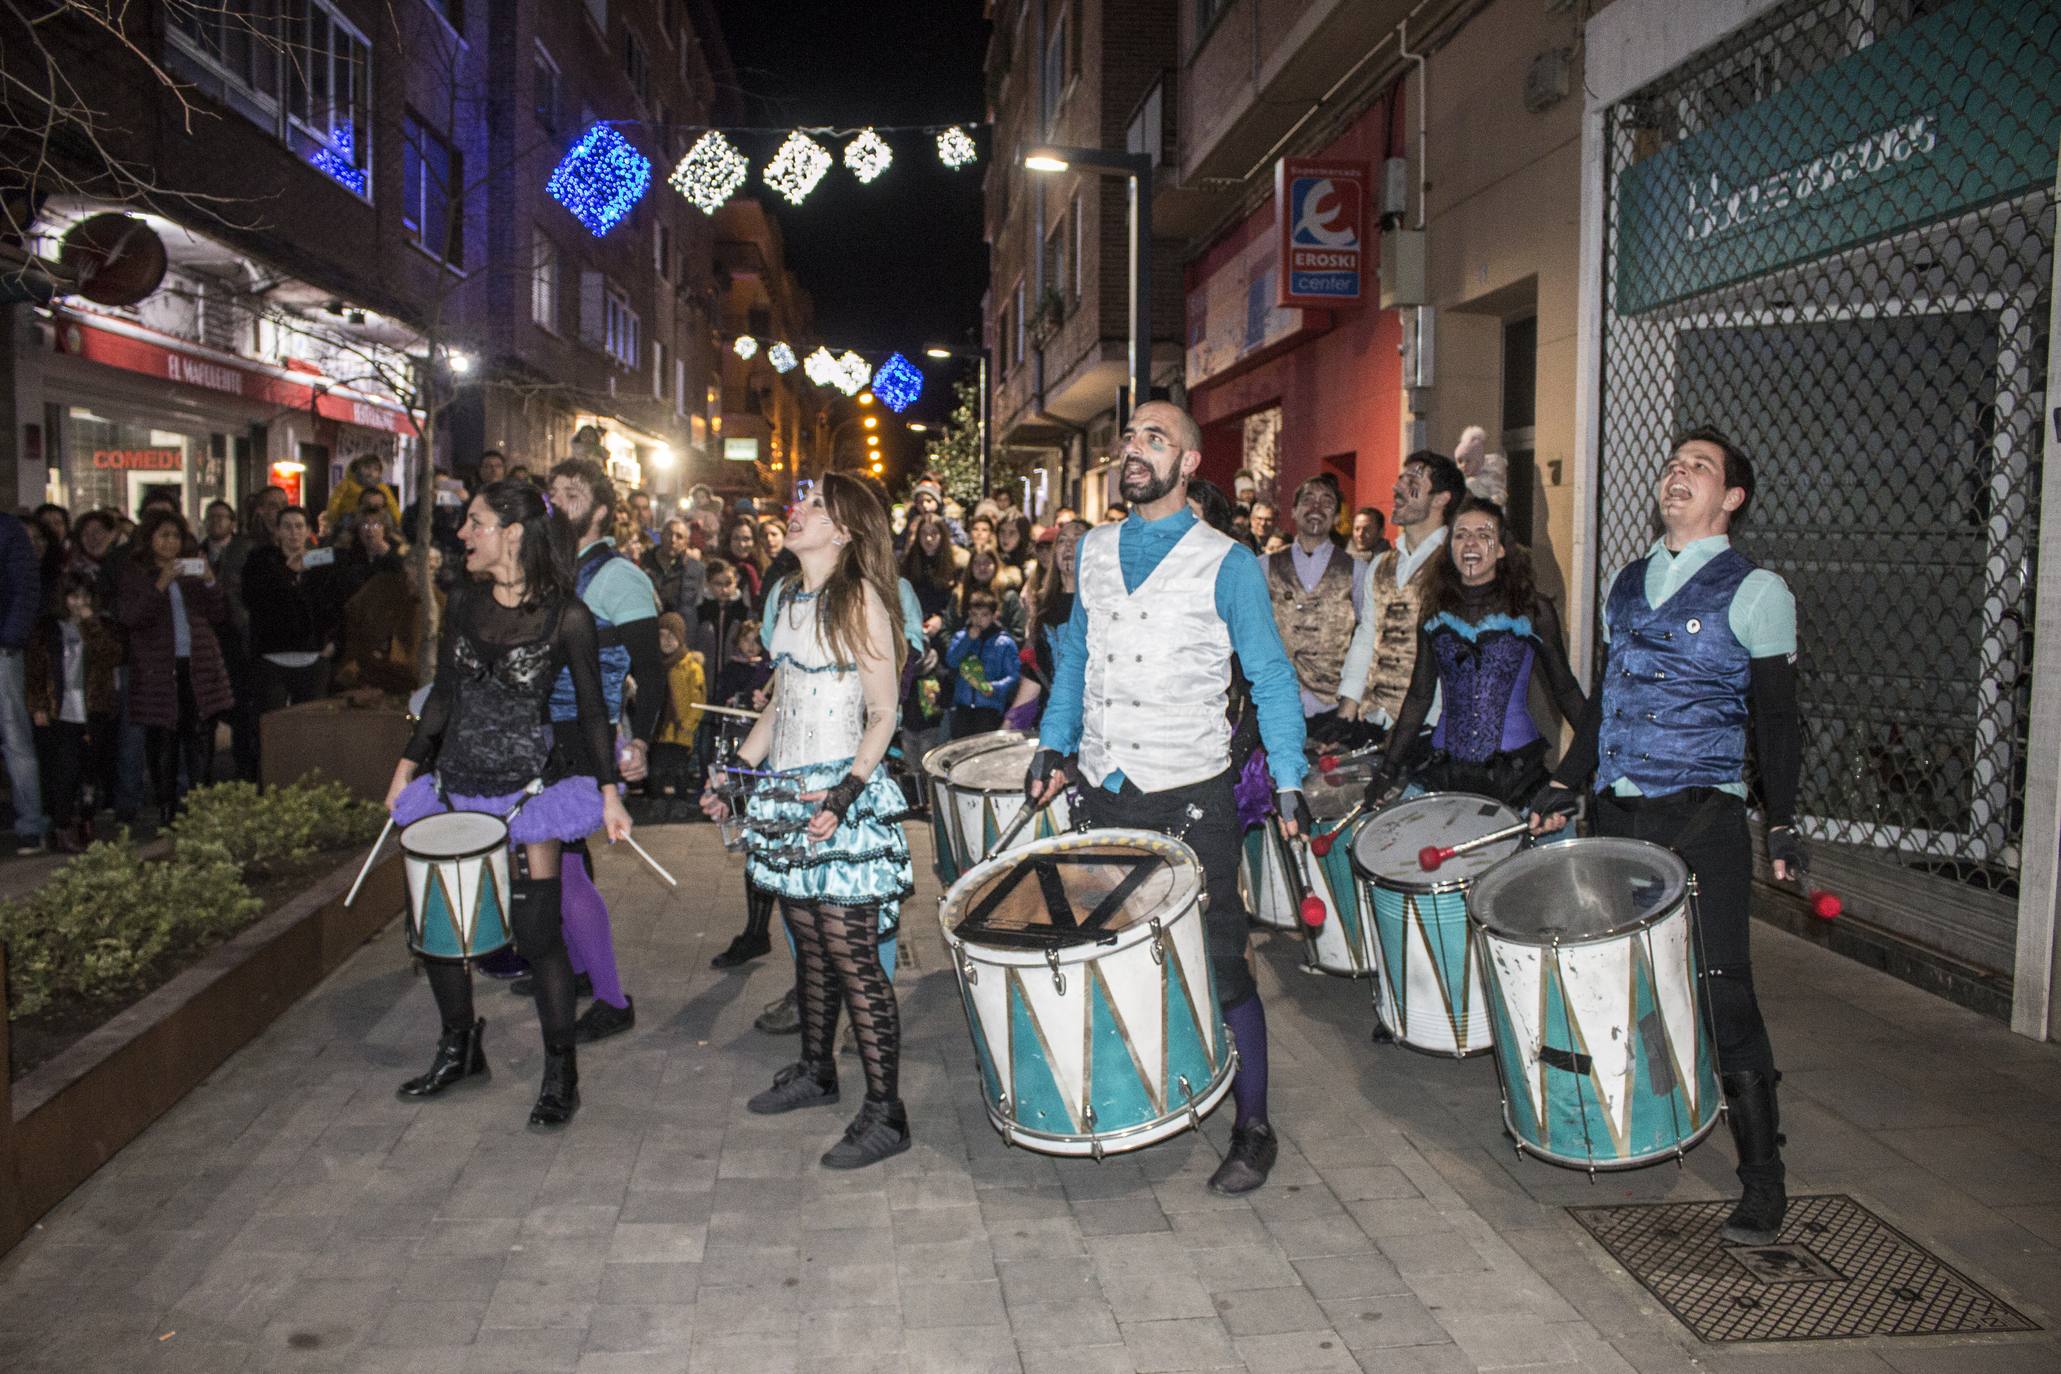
[
  {"x1": 939, "y1": 831, "x2": 1236, "y2": 1158},
  {"x1": 945, "y1": 735, "x2": 1075, "y2": 870},
  {"x1": 400, "y1": 811, "x2": 513, "y2": 961},
  {"x1": 1468, "y1": 839, "x2": 1722, "y2": 1171}
]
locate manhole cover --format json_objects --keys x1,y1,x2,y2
[{"x1": 1568, "y1": 1194, "x2": 2039, "y2": 1343}]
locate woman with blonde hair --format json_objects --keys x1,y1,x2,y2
[{"x1": 701, "y1": 474, "x2": 914, "y2": 1168}]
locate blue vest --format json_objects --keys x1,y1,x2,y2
[
  {"x1": 1596, "y1": 549, "x2": 1753, "y2": 796},
  {"x1": 547, "y1": 542, "x2": 632, "y2": 724}
]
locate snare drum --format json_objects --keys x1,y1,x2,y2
[
  {"x1": 1469, "y1": 839, "x2": 1721, "y2": 1171},
  {"x1": 1290, "y1": 787, "x2": 1375, "y2": 976},
  {"x1": 940, "y1": 830, "x2": 1236, "y2": 1157},
  {"x1": 921, "y1": 732, "x2": 1025, "y2": 884},
  {"x1": 945, "y1": 735, "x2": 1073, "y2": 871},
  {"x1": 401, "y1": 811, "x2": 513, "y2": 961},
  {"x1": 1350, "y1": 793, "x2": 1518, "y2": 1056}
]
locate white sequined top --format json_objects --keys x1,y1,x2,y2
[{"x1": 767, "y1": 583, "x2": 868, "y2": 773}]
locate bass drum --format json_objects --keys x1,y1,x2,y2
[{"x1": 921, "y1": 731, "x2": 1026, "y2": 885}]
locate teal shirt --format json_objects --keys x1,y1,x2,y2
[
  {"x1": 578, "y1": 539, "x2": 659, "y2": 625},
  {"x1": 1601, "y1": 534, "x2": 1796, "y2": 797}
]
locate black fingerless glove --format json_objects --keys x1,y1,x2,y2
[
  {"x1": 1527, "y1": 780, "x2": 1581, "y2": 822},
  {"x1": 819, "y1": 773, "x2": 867, "y2": 825},
  {"x1": 1766, "y1": 824, "x2": 1808, "y2": 877},
  {"x1": 1277, "y1": 788, "x2": 1313, "y2": 833},
  {"x1": 1025, "y1": 747, "x2": 1067, "y2": 800},
  {"x1": 1363, "y1": 767, "x2": 1397, "y2": 809}
]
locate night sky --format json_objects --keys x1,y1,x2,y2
[{"x1": 711, "y1": 1, "x2": 992, "y2": 428}]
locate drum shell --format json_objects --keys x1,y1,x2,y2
[
  {"x1": 1289, "y1": 814, "x2": 1376, "y2": 977},
  {"x1": 400, "y1": 813, "x2": 513, "y2": 961},
  {"x1": 1239, "y1": 820, "x2": 1296, "y2": 930},
  {"x1": 1360, "y1": 880, "x2": 1495, "y2": 1056},
  {"x1": 939, "y1": 830, "x2": 1236, "y2": 1157},
  {"x1": 946, "y1": 739, "x2": 1074, "y2": 872},
  {"x1": 922, "y1": 732, "x2": 1025, "y2": 883}
]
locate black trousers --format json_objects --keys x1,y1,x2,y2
[
  {"x1": 1591, "y1": 788, "x2": 1776, "y2": 1077},
  {"x1": 145, "y1": 661, "x2": 215, "y2": 817},
  {"x1": 949, "y1": 706, "x2": 1003, "y2": 739},
  {"x1": 33, "y1": 720, "x2": 86, "y2": 828},
  {"x1": 1079, "y1": 767, "x2": 1254, "y2": 1006}
]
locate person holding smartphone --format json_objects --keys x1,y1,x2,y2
[
  {"x1": 115, "y1": 509, "x2": 232, "y2": 825},
  {"x1": 241, "y1": 505, "x2": 342, "y2": 715}
]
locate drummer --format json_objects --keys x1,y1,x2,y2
[
  {"x1": 1027, "y1": 400, "x2": 1309, "y2": 1197},
  {"x1": 1530, "y1": 427, "x2": 1803, "y2": 1247},
  {"x1": 1363, "y1": 497, "x2": 1585, "y2": 808}
]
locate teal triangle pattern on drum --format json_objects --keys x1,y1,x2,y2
[
  {"x1": 1007, "y1": 975, "x2": 1076, "y2": 1134},
  {"x1": 961, "y1": 981, "x2": 1005, "y2": 1111},
  {"x1": 929, "y1": 807, "x2": 960, "y2": 885},
  {"x1": 418, "y1": 870, "x2": 458, "y2": 957},
  {"x1": 1314, "y1": 841, "x2": 1361, "y2": 962},
  {"x1": 472, "y1": 864, "x2": 510, "y2": 955},
  {"x1": 1625, "y1": 940, "x2": 1714, "y2": 1159},
  {"x1": 1088, "y1": 973, "x2": 1157, "y2": 1127},
  {"x1": 1539, "y1": 956, "x2": 1614, "y2": 1163},
  {"x1": 1370, "y1": 889, "x2": 1411, "y2": 1027},
  {"x1": 1418, "y1": 890, "x2": 1476, "y2": 1037},
  {"x1": 1484, "y1": 961, "x2": 1539, "y2": 1143},
  {"x1": 981, "y1": 799, "x2": 1001, "y2": 856},
  {"x1": 1161, "y1": 945, "x2": 1216, "y2": 1113}
]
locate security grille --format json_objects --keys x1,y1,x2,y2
[{"x1": 1596, "y1": 0, "x2": 2059, "y2": 965}]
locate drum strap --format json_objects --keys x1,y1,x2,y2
[
  {"x1": 1539, "y1": 1045, "x2": 1594, "y2": 1076},
  {"x1": 954, "y1": 853, "x2": 1163, "y2": 949}
]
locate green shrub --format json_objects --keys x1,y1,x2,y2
[{"x1": 166, "y1": 774, "x2": 383, "y2": 876}]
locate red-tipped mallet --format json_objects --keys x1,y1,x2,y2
[
  {"x1": 1809, "y1": 889, "x2": 1843, "y2": 920},
  {"x1": 1418, "y1": 821, "x2": 1532, "y2": 871},
  {"x1": 1309, "y1": 801, "x2": 1368, "y2": 858},
  {"x1": 1316, "y1": 744, "x2": 1382, "y2": 775}
]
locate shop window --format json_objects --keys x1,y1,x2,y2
[{"x1": 402, "y1": 114, "x2": 463, "y2": 265}]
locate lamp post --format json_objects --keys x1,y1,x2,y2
[
  {"x1": 924, "y1": 344, "x2": 990, "y2": 499},
  {"x1": 1022, "y1": 144, "x2": 1153, "y2": 424}
]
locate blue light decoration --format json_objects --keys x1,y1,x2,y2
[
  {"x1": 308, "y1": 122, "x2": 368, "y2": 195},
  {"x1": 547, "y1": 124, "x2": 652, "y2": 237},
  {"x1": 871, "y1": 352, "x2": 924, "y2": 413}
]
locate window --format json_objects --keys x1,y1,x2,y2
[
  {"x1": 623, "y1": 28, "x2": 649, "y2": 102},
  {"x1": 1045, "y1": 208, "x2": 1072, "y2": 311},
  {"x1": 582, "y1": 278, "x2": 640, "y2": 368},
  {"x1": 530, "y1": 229, "x2": 559, "y2": 332},
  {"x1": 1013, "y1": 280, "x2": 1026, "y2": 369},
  {"x1": 1040, "y1": 7, "x2": 1073, "y2": 132},
  {"x1": 1072, "y1": 197, "x2": 1085, "y2": 302},
  {"x1": 653, "y1": 339, "x2": 667, "y2": 399},
  {"x1": 402, "y1": 114, "x2": 462, "y2": 264},
  {"x1": 422, "y1": 0, "x2": 461, "y2": 28},
  {"x1": 533, "y1": 42, "x2": 560, "y2": 133},
  {"x1": 1196, "y1": 0, "x2": 1232, "y2": 38},
  {"x1": 584, "y1": 0, "x2": 607, "y2": 36},
  {"x1": 282, "y1": 2, "x2": 371, "y2": 192},
  {"x1": 674, "y1": 356, "x2": 687, "y2": 416}
]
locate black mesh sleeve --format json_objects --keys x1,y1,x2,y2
[
  {"x1": 1529, "y1": 599, "x2": 1589, "y2": 732},
  {"x1": 1749, "y1": 653, "x2": 1802, "y2": 828},
  {"x1": 619, "y1": 616, "x2": 667, "y2": 745}
]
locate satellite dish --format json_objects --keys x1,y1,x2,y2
[{"x1": 57, "y1": 213, "x2": 168, "y2": 307}]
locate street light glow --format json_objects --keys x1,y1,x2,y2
[
  {"x1": 447, "y1": 351, "x2": 474, "y2": 374},
  {"x1": 857, "y1": 391, "x2": 875, "y2": 406},
  {"x1": 907, "y1": 422, "x2": 928, "y2": 432},
  {"x1": 863, "y1": 416, "x2": 878, "y2": 429},
  {"x1": 1024, "y1": 153, "x2": 1070, "y2": 172},
  {"x1": 924, "y1": 347, "x2": 952, "y2": 359}
]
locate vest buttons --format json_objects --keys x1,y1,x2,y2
[
  {"x1": 1645, "y1": 712, "x2": 1657, "y2": 721},
  {"x1": 1135, "y1": 655, "x2": 1143, "y2": 662}
]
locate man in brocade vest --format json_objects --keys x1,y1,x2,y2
[
  {"x1": 1027, "y1": 400, "x2": 1310, "y2": 1197},
  {"x1": 1265, "y1": 475, "x2": 1361, "y2": 738},
  {"x1": 1530, "y1": 427, "x2": 1805, "y2": 1248},
  {"x1": 1338, "y1": 451, "x2": 1467, "y2": 755}
]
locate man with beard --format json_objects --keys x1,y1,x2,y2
[
  {"x1": 1338, "y1": 451, "x2": 1466, "y2": 755},
  {"x1": 1265, "y1": 474, "x2": 1362, "y2": 738},
  {"x1": 1026, "y1": 400, "x2": 1308, "y2": 1195},
  {"x1": 536, "y1": 458, "x2": 666, "y2": 1043}
]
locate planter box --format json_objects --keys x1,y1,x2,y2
[{"x1": 0, "y1": 850, "x2": 404, "y2": 1256}]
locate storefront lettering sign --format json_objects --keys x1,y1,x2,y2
[
  {"x1": 1613, "y1": 0, "x2": 2059, "y2": 315},
  {"x1": 91, "y1": 447, "x2": 182, "y2": 470},
  {"x1": 1275, "y1": 157, "x2": 1367, "y2": 306},
  {"x1": 165, "y1": 353, "x2": 245, "y2": 394}
]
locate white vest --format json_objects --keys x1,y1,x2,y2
[{"x1": 1075, "y1": 521, "x2": 1236, "y2": 792}]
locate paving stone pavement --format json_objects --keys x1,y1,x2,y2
[{"x1": 5, "y1": 816, "x2": 2061, "y2": 1373}]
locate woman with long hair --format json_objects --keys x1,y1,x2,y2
[
  {"x1": 116, "y1": 509, "x2": 234, "y2": 824},
  {"x1": 951, "y1": 547, "x2": 1023, "y2": 636},
  {"x1": 725, "y1": 517, "x2": 769, "y2": 604},
  {"x1": 701, "y1": 474, "x2": 914, "y2": 1169},
  {"x1": 383, "y1": 480, "x2": 633, "y2": 1130},
  {"x1": 1365, "y1": 497, "x2": 1586, "y2": 807}
]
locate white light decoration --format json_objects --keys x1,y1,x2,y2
[
  {"x1": 803, "y1": 346, "x2": 841, "y2": 386},
  {"x1": 733, "y1": 335, "x2": 758, "y2": 360},
  {"x1": 835, "y1": 350, "x2": 871, "y2": 395},
  {"x1": 764, "y1": 131, "x2": 832, "y2": 205},
  {"x1": 668, "y1": 130, "x2": 748, "y2": 215},
  {"x1": 936, "y1": 126, "x2": 978, "y2": 170},
  {"x1": 843, "y1": 128, "x2": 893, "y2": 184},
  {"x1": 768, "y1": 342, "x2": 799, "y2": 373}
]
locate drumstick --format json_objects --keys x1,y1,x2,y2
[
  {"x1": 1316, "y1": 744, "x2": 1383, "y2": 774},
  {"x1": 697, "y1": 703, "x2": 763, "y2": 721},
  {"x1": 343, "y1": 817, "x2": 395, "y2": 908},
  {"x1": 989, "y1": 790, "x2": 1055, "y2": 856},
  {"x1": 1308, "y1": 801, "x2": 1367, "y2": 858},
  {"x1": 1273, "y1": 821, "x2": 1328, "y2": 930},
  {"x1": 614, "y1": 832, "x2": 679, "y2": 887},
  {"x1": 1418, "y1": 821, "x2": 1530, "y2": 871}
]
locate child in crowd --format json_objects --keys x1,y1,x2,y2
[
  {"x1": 25, "y1": 573, "x2": 124, "y2": 852},
  {"x1": 943, "y1": 589, "x2": 1019, "y2": 738},
  {"x1": 649, "y1": 611, "x2": 706, "y2": 819}
]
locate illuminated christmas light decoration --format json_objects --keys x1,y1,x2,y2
[
  {"x1": 870, "y1": 352, "x2": 924, "y2": 413},
  {"x1": 733, "y1": 335, "x2": 759, "y2": 360},
  {"x1": 803, "y1": 346, "x2": 841, "y2": 386},
  {"x1": 936, "y1": 126, "x2": 978, "y2": 170},
  {"x1": 842, "y1": 128, "x2": 893, "y2": 184},
  {"x1": 669, "y1": 130, "x2": 748, "y2": 215},
  {"x1": 308, "y1": 122, "x2": 367, "y2": 195},
  {"x1": 835, "y1": 350, "x2": 871, "y2": 395},
  {"x1": 547, "y1": 124, "x2": 651, "y2": 237},
  {"x1": 763, "y1": 131, "x2": 832, "y2": 205},
  {"x1": 767, "y1": 342, "x2": 799, "y2": 373}
]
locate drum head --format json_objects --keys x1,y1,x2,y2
[
  {"x1": 948, "y1": 737, "x2": 1039, "y2": 793},
  {"x1": 944, "y1": 832, "x2": 1197, "y2": 952},
  {"x1": 922, "y1": 730, "x2": 1023, "y2": 781},
  {"x1": 401, "y1": 810, "x2": 508, "y2": 858},
  {"x1": 1468, "y1": 838, "x2": 1688, "y2": 944},
  {"x1": 1352, "y1": 793, "x2": 1522, "y2": 886},
  {"x1": 1308, "y1": 778, "x2": 1361, "y2": 821}
]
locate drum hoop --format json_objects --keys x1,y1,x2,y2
[
  {"x1": 1345, "y1": 791, "x2": 1521, "y2": 886},
  {"x1": 1468, "y1": 892, "x2": 1689, "y2": 947},
  {"x1": 1362, "y1": 871, "x2": 1481, "y2": 898},
  {"x1": 938, "y1": 828, "x2": 1204, "y2": 965},
  {"x1": 987, "y1": 1053, "x2": 1237, "y2": 1151},
  {"x1": 400, "y1": 813, "x2": 511, "y2": 864},
  {"x1": 921, "y1": 730, "x2": 1025, "y2": 781}
]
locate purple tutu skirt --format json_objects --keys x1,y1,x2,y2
[{"x1": 392, "y1": 773, "x2": 604, "y2": 845}]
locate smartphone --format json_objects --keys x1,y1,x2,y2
[
  {"x1": 173, "y1": 557, "x2": 206, "y2": 578},
  {"x1": 300, "y1": 547, "x2": 336, "y2": 568}
]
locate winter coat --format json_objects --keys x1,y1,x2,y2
[
  {"x1": 24, "y1": 613, "x2": 123, "y2": 719},
  {"x1": 655, "y1": 653, "x2": 706, "y2": 747},
  {"x1": 323, "y1": 473, "x2": 400, "y2": 529},
  {"x1": 945, "y1": 624, "x2": 1021, "y2": 711},
  {"x1": 0, "y1": 515, "x2": 37, "y2": 650},
  {"x1": 241, "y1": 545, "x2": 343, "y2": 657},
  {"x1": 115, "y1": 560, "x2": 235, "y2": 727},
  {"x1": 333, "y1": 552, "x2": 425, "y2": 694}
]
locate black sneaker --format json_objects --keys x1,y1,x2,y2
[
  {"x1": 573, "y1": 996, "x2": 635, "y2": 1044},
  {"x1": 753, "y1": 989, "x2": 802, "y2": 1035},
  {"x1": 710, "y1": 931, "x2": 772, "y2": 970},
  {"x1": 511, "y1": 971, "x2": 594, "y2": 998},
  {"x1": 748, "y1": 1061, "x2": 839, "y2": 1114},
  {"x1": 821, "y1": 1099, "x2": 911, "y2": 1169},
  {"x1": 13, "y1": 834, "x2": 46, "y2": 857},
  {"x1": 1208, "y1": 1121, "x2": 1279, "y2": 1196}
]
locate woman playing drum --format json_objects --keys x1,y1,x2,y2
[
  {"x1": 383, "y1": 480, "x2": 632, "y2": 1129},
  {"x1": 702, "y1": 474, "x2": 916, "y2": 1170},
  {"x1": 1365, "y1": 498, "x2": 1585, "y2": 811}
]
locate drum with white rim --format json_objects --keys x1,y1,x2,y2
[
  {"x1": 1287, "y1": 783, "x2": 1376, "y2": 977},
  {"x1": 401, "y1": 811, "x2": 513, "y2": 961},
  {"x1": 921, "y1": 731, "x2": 1026, "y2": 884},
  {"x1": 940, "y1": 830, "x2": 1235, "y2": 1158},
  {"x1": 1350, "y1": 793, "x2": 1518, "y2": 1056},
  {"x1": 1469, "y1": 838, "x2": 1721, "y2": 1171},
  {"x1": 945, "y1": 735, "x2": 1074, "y2": 871}
]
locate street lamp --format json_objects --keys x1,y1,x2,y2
[
  {"x1": 924, "y1": 343, "x2": 991, "y2": 498},
  {"x1": 1023, "y1": 144, "x2": 1153, "y2": 423}
]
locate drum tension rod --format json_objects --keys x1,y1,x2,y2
[
  {"x1": 1148, "y1": 917, "x2": 1165, "y2": 966},
  {"x1": 1044, "y1": 947, "x2": 1066, "y2": 995},
  {"x1": 1178, "y1": 1074, "x2": 1199, "y2": 1132},
  {"x1": 1083, "y1": 1102, "x2": 1102, "y2": 1162}
]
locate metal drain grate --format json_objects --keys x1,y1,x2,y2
[{"x1": 1568, "y1": 1194, "x2": 2039, "y2": 1343}]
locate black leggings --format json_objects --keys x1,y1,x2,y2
[
  {"x1": 424, "y1": 841, "x2": 577, "y2": 1052},
  {"x1": 145, "y1": 660, "x2": 215, "y2": 815},
  {"x1": 786, "y1": 900, "x2": 901, "y2": 1104}
]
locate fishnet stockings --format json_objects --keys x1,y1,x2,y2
[{"x1": 783, "y1": 901, "x2": 899, "y2": 1103}]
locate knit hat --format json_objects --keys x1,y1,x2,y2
[
  {"x1": 658, "y1": 611, "x2": 689, "y2": 664},
  {"x1": 914, "y1": 479, "x2": 943, "y2": 503}
]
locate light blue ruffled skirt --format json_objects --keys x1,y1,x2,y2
[{"x1": 744, "y1": 758, "x2": 913, "y2": 914}]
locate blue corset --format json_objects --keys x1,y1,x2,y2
[
  {"x1": 1596, "y1": 549, "x2": 1752, "y2": 795},
  {"x1": 1427, "y1": 613, "x2": 1541, "y2": 763}
]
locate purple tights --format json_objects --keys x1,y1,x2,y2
[
  {"x1": 1223, "y1": 992, "x2": 1269, "y2": 1129},
  {"x1": 560, "y1": 851, "x2": 628, "y2": 1009}
]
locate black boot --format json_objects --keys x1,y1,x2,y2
[
  {"x1": 1720, "y1": 1071, "x2": 1786, "y2": 1245},
  {"x1": 710, "y1": 930, "x2": 772, "y2": 969},
  {"x1": 397, "y1": 1018, "x2": 489, "y2": 1099},
  {"x1": 528, "y1": 1044, "x2": 580, "y2": 1129}
]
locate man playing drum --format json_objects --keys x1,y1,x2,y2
[
  {"x1": 1531, "y1": 427, "x2": 1804, "y2": 1246},
  {"x1": 1026, "y1": 400, "x2": 1309, "y2": 1196}
]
